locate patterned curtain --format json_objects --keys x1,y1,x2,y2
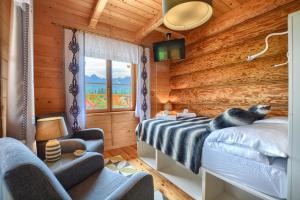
[
  {"x1": 7, "y1": 0, "x2": 35, "y2": 150},
  {"x1": 64, "y1": 29, "x2": 86, "y2": 131},
  {"x1": 135, "y1": 47, "x2": 151, "y2": 121}
]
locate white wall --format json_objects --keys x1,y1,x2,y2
[{"x1": 288, "y1": 10, "x2": 300, "y2": 200}]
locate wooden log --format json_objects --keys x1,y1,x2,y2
[
  {"x1": 170, "y1": 54, "x2": 288, "y2": 90},
  {"x1": 169, "y1": 83, "x2": 287, "y2": 107},
  {"x1": 173, "y1": 103, "x2": 288, "y2": 118},
  {"x1": 186, "y1": 0, "x2": 295, "y2": 45},
  {"x1": 185, "y1": 1, "x2": 300, "y2": 59},
  {"x1": 171, "y1": 34, "x2": 287, "y2": 76},
  {"x1": 89, "y1": 0, "x2": 108, "y2": 28}
]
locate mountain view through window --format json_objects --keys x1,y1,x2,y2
[
  {"x1": 85, "y1": 57, "x2": 107, "y2": 110},
  {"x1": 112, "y1": 61, "x2": 133, "y2": 109},
  {"x1": 85, "y1": 57, "x2": 133, "y2": 111}
]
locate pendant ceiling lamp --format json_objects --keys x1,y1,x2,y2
[{"x1": 162, "y1": 0, "x2": 213, "y2": 31}]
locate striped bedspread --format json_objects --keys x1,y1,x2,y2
[{"x1": 136, "y1": 117, "x2": 212, "y2": 174}]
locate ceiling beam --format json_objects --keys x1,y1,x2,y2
[
  {"x1": 136, "y1": 13, "x2": 163, "y2": 40},
  {"x1": 155, "y1": 26, "x2": 186, "y2": 39},
  {"x1": 89, "y1": 0, "x2": 108, "y2": 28},
  {"x1": 136, "y1": 14, "x2": 186, "y2": 40}
]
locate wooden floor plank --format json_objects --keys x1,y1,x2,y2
[{"x1": 104, "y1": 145, "x2": 193, "y2": 200}]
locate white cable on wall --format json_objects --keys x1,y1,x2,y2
[
  {"x1": 272, "y1": 52, "x2": 289, "y2": 67},
  {"x1": 247, "y1": 31, "x2": 288, "y2": 67}
]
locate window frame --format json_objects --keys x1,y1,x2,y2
[{"x1": 85, "y1": 59, "x2": 136, "y2": 114}]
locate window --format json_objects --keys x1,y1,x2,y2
[
  {"x1": 85, "y1": 57, "x2": 107, "y2": 110},
  {"x1": 85, "y1": 57, "x2": 135, "y2": 112},
  {"x1": 112, "y1": 61, "x2": 133, "y2": 109}
]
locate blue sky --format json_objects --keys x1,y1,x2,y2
[{"x1": 85, "y1": 57, "x2": 131, "y2": 79}]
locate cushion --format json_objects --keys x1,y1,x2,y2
[
  {"x1": 85, "y1": 140, "x2": 104, "y2": 154},
  {"x1": 248, "y1": 105, "x2": 271, "y2": 120},
  {"x1": 68, "y1": 168, "x2": 127, "y2": 200},
  {"x1": 254, "y1": 116, "x2": 288, "y2": 124},
  {"x1": 49, "y1": 152, "x2": 104, "y2": 190},
  {"x1": 208, "y1": 105, "x2": 272, "y2": 132},
  {"x1": 206, "y1": 121, "x2": 288, "y2": 158},
  {"x1": 208, "y1": 108, "x2": 256, "y2": 132}
]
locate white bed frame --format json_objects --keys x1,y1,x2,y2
[{"x1": 138, "y1": 141, "x2": 280, "y2": 200}]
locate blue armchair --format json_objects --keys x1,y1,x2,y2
[
  {"x1": 0, "y1": 138, "x2": 154, "y2": 200},
  {"x1": 36, "y1": 113, "x2": 104, "y2": 160}
]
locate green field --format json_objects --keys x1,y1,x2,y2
[
  {"x1": 86, "y1": 94, "x2": 107, "y2": 110},
  {"x1": 86, "y1": 94, "x2": 132, "y2": 110}
]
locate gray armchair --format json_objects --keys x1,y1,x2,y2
[
  {"x1": 0, "y1": 138, "x2": 154, "y2": 200},
  {"x1": 36, "y1": 113, "x2": 104, "y2": 160}
]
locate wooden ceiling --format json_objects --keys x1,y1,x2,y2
[{"x1": 36, "y1": 0, "x2": 248, "y2": 45}]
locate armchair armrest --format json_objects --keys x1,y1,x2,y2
[
  {"x1": 60, "y1": 139, "x2": 86, "y2": 154},
  {"x1": 74, "y1": 128, "x2": 104, "y2": 140},
  {"x1": 53, "y1": 152, "x2": 104, "y2": 190},
  {"x1": 105, "y1": 172, "x2": 154, "y2": 200}
]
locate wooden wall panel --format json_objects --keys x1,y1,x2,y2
[
  {"x1": 111, "y1": 112, "x2": 138, "y2": 148},
  {"x1": 86, "y1": 113, "x2": 113, "y2": 149},
  {"x1": 169, "y1": 1, "x2": 300, "y2": 117},
  {"x1": 34, "y1": 1, "x2": 168, "y2": 150},
  {"x1": 34, "y1": 1, "x2": 65, "y2": 115},
  {"x1": 86, "y1": 111, "x2": 138, "y2": 150},
  {"x1": 0, "y1": 0, "x2": 11, "y2": 137},
  {"x1": 34, "y1": 0, "x2": 163, "y2": 115},
  {"x1": 36, "y1": 0, "x2": 137, "y2": 44}
]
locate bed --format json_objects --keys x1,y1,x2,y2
[
  {"x1": 136, "y1": 116, "x2": 211, "y2": 173},
  {"x1": 202, "y1": 142, "x2": 287, "y2": 199},
  {"x1": 136, "y1": 116, "x2": 288, "y2": 199}
]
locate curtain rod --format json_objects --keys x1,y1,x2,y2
[{"x1": 50, "y1": 22, "x2": 150, "y2": 48}]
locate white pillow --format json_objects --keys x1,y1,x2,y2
[
  {"x1": 206, "y1": 123, "x2": 288, "y2": 158},
  {"x1": 254, "y1": 116, "x2": 288, "y2": 124},
  {"x1": 206, "y1": 142, "x2": 270, "y2": 164}
]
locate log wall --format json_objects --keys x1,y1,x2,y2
[
  {"x1": 150, "y1": 53, "x2": 170, "y2": 117},
  {"x1": 169, "y1": 1, "x2": 300, "y2": 117}
]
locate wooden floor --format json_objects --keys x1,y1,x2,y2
[{"x1": 104, "y1": 145, "x2": 194, "y2": 200}]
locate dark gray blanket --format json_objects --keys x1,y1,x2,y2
[{"x1": 136, "y1": 117, "x2": 211, "y2": 174}]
